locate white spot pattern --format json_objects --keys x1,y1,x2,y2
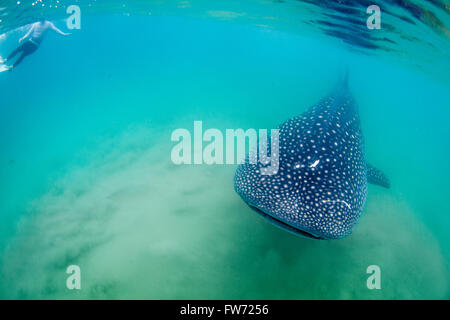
[{"x1": 234, "y1": 88, "x2": 368, "y2": 239}]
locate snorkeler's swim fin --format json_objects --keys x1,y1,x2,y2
[
  {"x1": 0, "y1": 56, "x2": 12, "y2": 72},
  {"x1": 0, "y1": 64, "x2": 11, "y2": 72}
]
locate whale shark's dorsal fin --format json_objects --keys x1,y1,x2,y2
[
  {"x1": 343, "y1": 66, "x2": 349, "y2": 88},
  {"x1": 332, "y1": 66, "x2": 350, "y2": 93},
  {"x1": 366, "y1": 163, "x2": 390, "y2": 188},
  {"x1": 337, "y1": 66, "x2": 349, "y2": 89}
]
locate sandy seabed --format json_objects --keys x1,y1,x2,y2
[{"x1": 0, "y1": 124, "x2": 447, "y2": 299}]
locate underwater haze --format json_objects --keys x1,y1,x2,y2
[{"x1": 0, "y1": 0, "x2": 449, "y2": 299}]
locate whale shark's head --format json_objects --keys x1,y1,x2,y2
[
  {"x1": 234, "y1": 149, "x2": 364, "y2": 240},
  {"x1": 234, "y1": 85, "x2": 369, "y2": 240}
]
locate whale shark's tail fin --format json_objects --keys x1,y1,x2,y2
[{"x1": 366, "y1": 163, "x2": 390, "y2": 189}]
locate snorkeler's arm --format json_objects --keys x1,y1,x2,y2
[
  {"x1": 19, "y1": 24, "x2": 35, "y2": 42},
  {"x1": 50, "y1": 22, "x2": 71, "y2": 36}
]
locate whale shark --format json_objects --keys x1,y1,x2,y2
[{"x1": 234, "y1": 73, "x2": 390, "y2": 239}]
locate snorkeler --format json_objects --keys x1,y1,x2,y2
[{"x1": 1, "y1": 20, "x2": 71, "y2": 71}]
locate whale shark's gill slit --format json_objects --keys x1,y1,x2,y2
[{"x1": 248, "y1": 205, "x2": 324, "y2": 240}]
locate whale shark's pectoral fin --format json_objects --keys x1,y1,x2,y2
[{"x1": 366, "y1": 163, "x2": 390, "y2": 189}]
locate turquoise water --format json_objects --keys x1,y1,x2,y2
[{"x1": 0, "y1": 1, "x2": 449, "y2": 299}]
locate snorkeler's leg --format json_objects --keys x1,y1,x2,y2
[
  {"x1": 10, "y1": 43, "x2": 38, "y2": 69},
  {"x1": 6, "y1": 43, "x2": 26, "y2": 61},
  {"x1": 10, "y1": 52, "x2": 29, "y2": 69}
]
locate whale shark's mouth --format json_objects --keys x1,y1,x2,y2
[{"x1": 248, "y1": 204, "x2": 325, "y2": 240}]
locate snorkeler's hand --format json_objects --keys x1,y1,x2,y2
[{"x1": 64, "y1": 32, "x2": 72, "y2": 36}]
